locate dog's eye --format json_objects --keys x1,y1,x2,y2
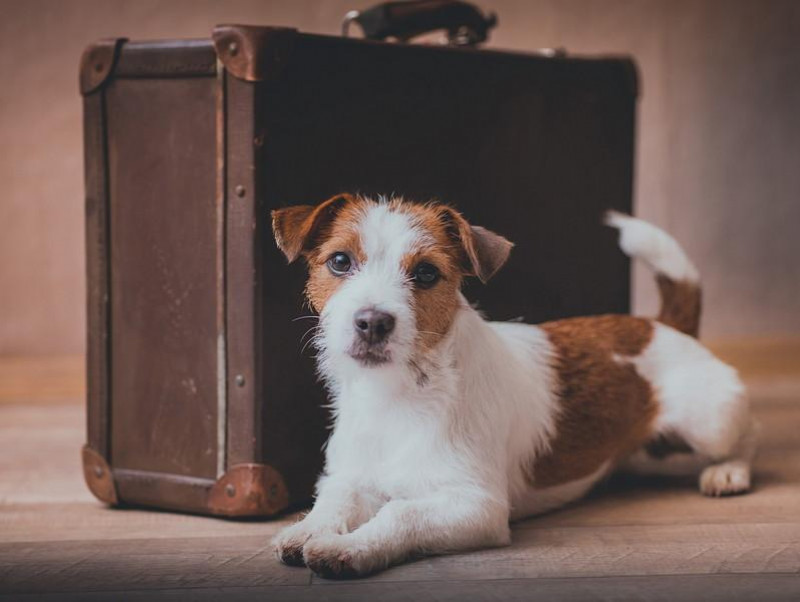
[
  {"x1": 412, "y1": 262, "x2": 440, "y2": 288},
  {"x1": 327, "y1": 252, "x2": 352, "y2": 276}
]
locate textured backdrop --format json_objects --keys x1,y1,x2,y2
[{"x1": 0, "y1": 0, "x2": 798, "y2": 354}]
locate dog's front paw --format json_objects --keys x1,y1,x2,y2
[
  {"x1": 302, "y1": 534, "x2": 382, "y2": 579},
  {"x1": 273, "y1": 522, "x2": 314, "y2": 567}
]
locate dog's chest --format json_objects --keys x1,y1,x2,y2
[{"x1": 327, "y1": 389, "x2": 467, "y2": 494}]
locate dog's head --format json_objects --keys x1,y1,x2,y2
[{"x1": 272, "y1": 194, "x2": 513, "y2": 372}]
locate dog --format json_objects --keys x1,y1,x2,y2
[{"x1": 270, "y1": 194, "x2": 757, "y2": 579}]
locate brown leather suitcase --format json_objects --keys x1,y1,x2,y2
[{"x1": 81, "y1": 11, "x2": 637, "y2": 517}]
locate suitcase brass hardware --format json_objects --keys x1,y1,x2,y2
[
  {"x1": 208, "y1": 464, "x2": 290, "y2": 516},
  {"x1": 212, "y1": 25, "x2": 298, "y2": 83},
  {"x1": 79, "y1": 37, "x2": 127, "y2": 95},
  {"x1": 234, "y1": 185, "x2": 246, "y2": 198},
  {"x1": 235, "y1": 374, "x2": 246, "y2": 386},
  {"x1": 81, "y1": 446, "x2": 119, "y2": 506}
]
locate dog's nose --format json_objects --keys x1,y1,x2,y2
[{"x1": 353, "y1": 308, "x2": 396, "y2": 344}]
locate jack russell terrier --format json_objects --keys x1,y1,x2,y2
[{"x1": 270, "y1": 194, "x2": 757, "y2": 579}]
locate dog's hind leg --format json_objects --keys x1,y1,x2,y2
[
  {"x1": 629, "y1": 324, "x2": 758, "y2": 496},
  {"x1": 624, "y1": 416, "x2": 759, "y2": 496},
  {"x1": 696, "y1": 417, "x2": 760, "y2": 496},
  {"x1": 653, "y1": 382, "x2": 759, "y2": 497}
]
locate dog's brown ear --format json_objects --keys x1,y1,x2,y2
[
  {"x1": 271, "y1": 194, "x2": 355, "y2": 263},
  {"x1": 441, "y1": 207, "x2": 514, "y2": 283}
]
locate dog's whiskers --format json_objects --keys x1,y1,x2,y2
[
  {"x1": 300, "y1": 326, "x2": 322, "y2": 355},
  {"x1": 300, "y1": 325, "x2": 320, "y2": 341},
  {"x1": 300, "y1": 335, "x2": 322, "y2": 356}
]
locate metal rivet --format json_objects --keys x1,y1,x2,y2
[
  {"x1": 228, "y1": 41, "x2": 239, "y2": 56},
  {"x1": 225, "y1": 484, "x2": 236, "y2": 497},
  {"x1": 93, "y1": 466, "x2": 104, "y2": 478},
  {"x1": 235, "y1": 185, "x2": 246, "y2": 198},
  {"x1": 269, "y1": 484, "x2": 279, "y2": 498},
  {"x1": 253, "y1": 133, "x2": 265, "y2": 147},
  {"x1": 235, "y1": 374, "x2": 246, "y2": 387}
]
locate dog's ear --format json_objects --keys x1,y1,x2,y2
[
  {"x1": 271, "y1": 194, "x2": 355, "y2": 263},
  {"x1": 441, "y1": 207, "x2": 514, "y2": 283}
]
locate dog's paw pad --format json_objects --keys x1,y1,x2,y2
[
  {"x1": 700, "y1": 461, "x2": 751, "y2": 496},
  {"x1": 306, "y1": 552, "x2": 360, "y2": 579},
  {"x1": 277, "y1": 543, "x2": 307, "y2": 567},
  {"x1": 303, "y1": 542, "x2": 361, "y2": 579},
  {"x1": 272, "y1": 526, "x2": 312, "y2": 567}
]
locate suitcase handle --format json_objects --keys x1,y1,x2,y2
[{"x1": 342, "y1": 0, "x2": 497, "y2": 46}]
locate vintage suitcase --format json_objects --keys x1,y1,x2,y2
[{"x1": 81, "y1": 9, "x2": 637, "y2": 517}]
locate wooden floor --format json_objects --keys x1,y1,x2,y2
[{"x1": 1, "y1": 345, "x2": 799, "y2": 601}]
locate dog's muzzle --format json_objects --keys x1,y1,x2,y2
[{"x1": 348, "y1": 308, "x2": 395, "y2": 365}]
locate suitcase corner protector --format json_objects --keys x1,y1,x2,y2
[
  {"x1": 79, "y1": 38, "x2": 127, "y2": 96},
  {"x1": 81, "y1": 444, "x2": 119, "y2": 505},
  {"x1": 211, "y1": 24, "x2": 297, "y2": 83},
  {"x1": 207, "y1": 462, "x2": 290, "y2": 517}
]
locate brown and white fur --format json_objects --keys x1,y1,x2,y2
[{"x1": 271, "y1": 194, "x2": 757, "y2": 579}]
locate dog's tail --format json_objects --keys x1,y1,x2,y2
[{"x1": 604, "y1": 211, "x2": 702, "y2": 338}]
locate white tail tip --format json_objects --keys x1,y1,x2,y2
[{"x1": 604, "y1": 210, "x2": 700, "y2": 283}]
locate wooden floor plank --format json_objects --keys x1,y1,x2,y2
[
  {"x1": 2, "y1": 574, "x2": 800, "y2": 602},
  {"x1": 0, "y1": 503, "x2": 297, "y2": 543},
  {"x1": 2, "y1": 391, "x2": 796, "y2": 541},
  {"x1": 0, "y1": 405, "x2": 91, "y2": 505},
  {"x1": 708, "y1": 338, "x2": 800, "y2": 381},
  {"x1": 0, "y1": 536, "x2": 309, "y2": 594},
  {"x1": 343, "y1": 526, "x2": 800, "y2": 585},
  {"x1": 0, "y1": 356, "x2": 84, "y2": 405},
  {"x1": 2, "y1": 522, "x2": 798, "y2": 594},
  {"x1": 0, "y1": 353, "x2": 798, "y2": 599}
]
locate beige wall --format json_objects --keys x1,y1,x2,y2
[{"x1": 1, "y1": 0, "x2": 798, "y2": 354}]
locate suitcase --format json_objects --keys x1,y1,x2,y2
[{"x1": 81, "y1": 7, "x2": 637, "y2": 517}]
